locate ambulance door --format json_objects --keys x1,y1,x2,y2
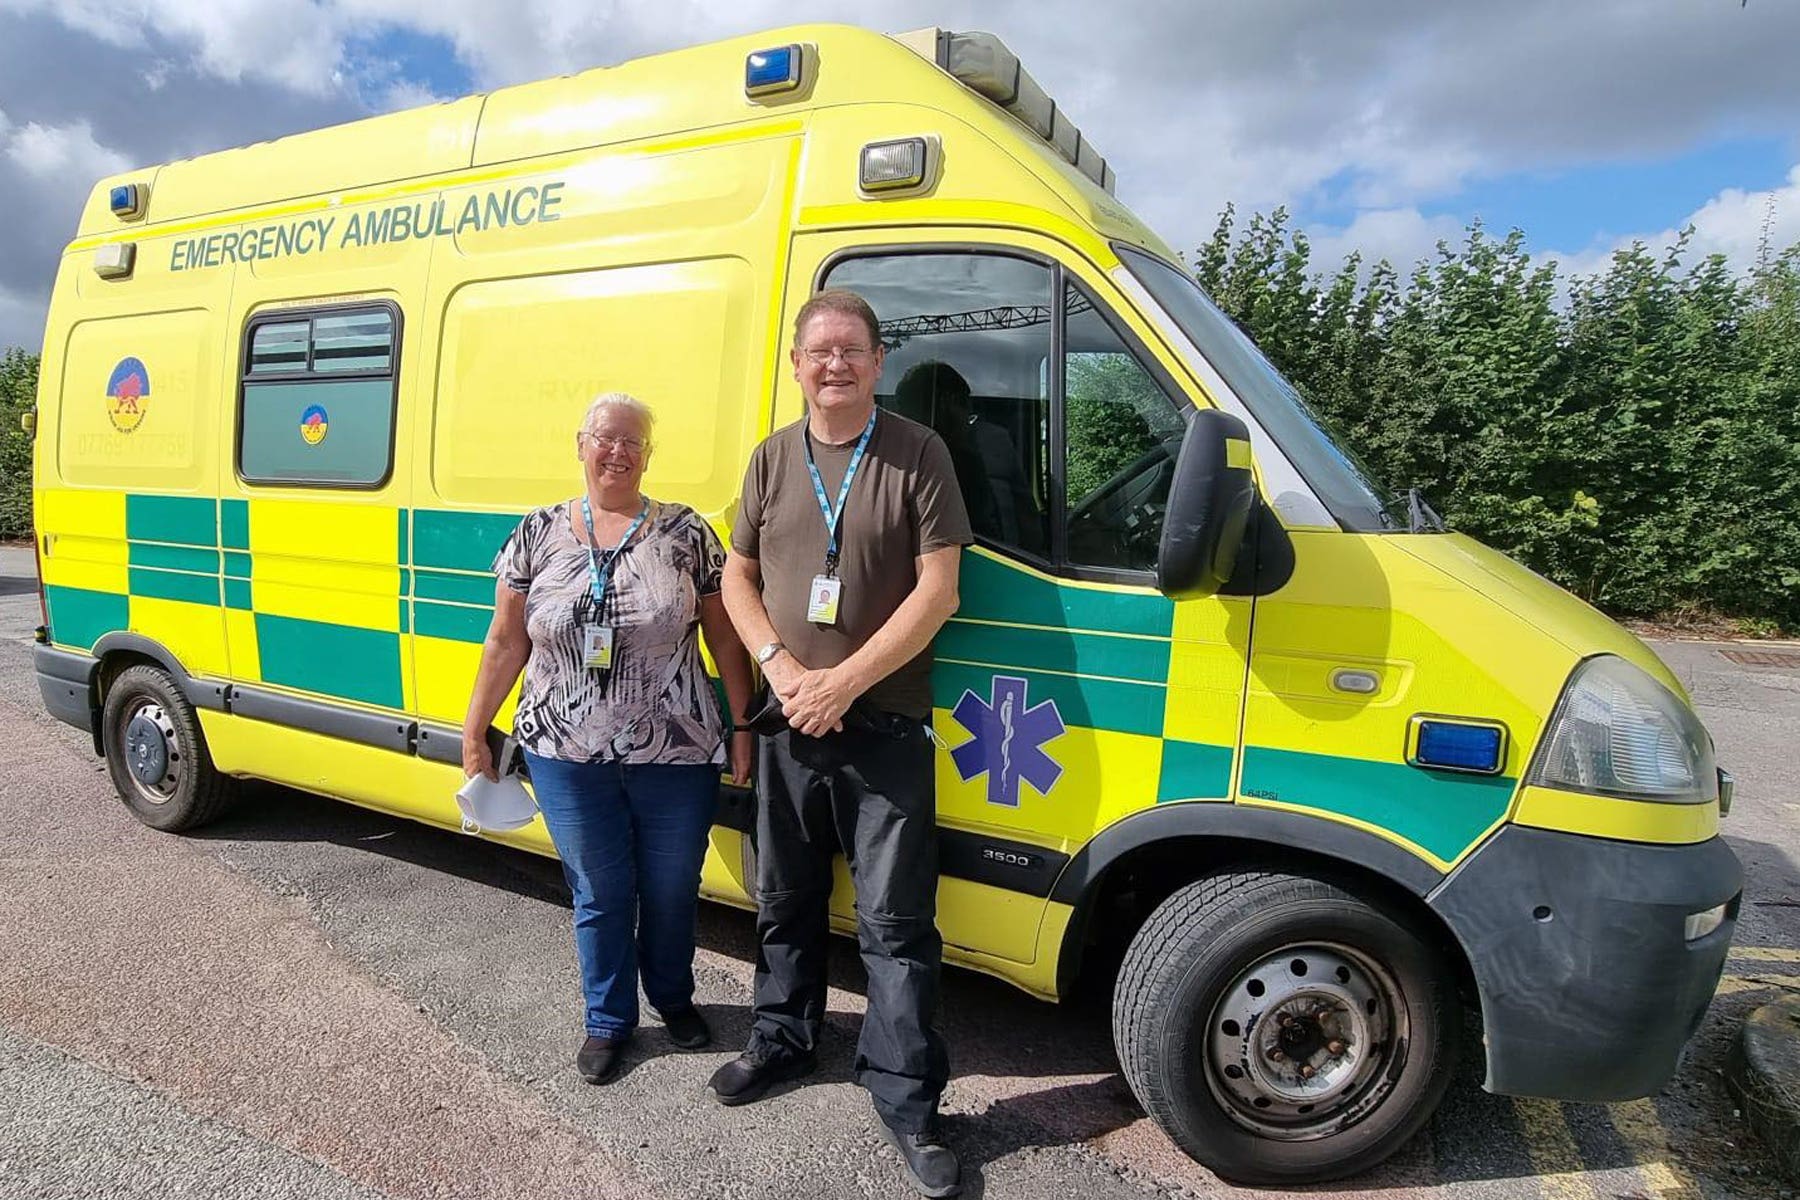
[
  {"x1": 783, "y1": 230, "x2": 1252, "y2": 968},
  {"x1": 218, "y1": 294, "x2": 418, "y2": 767}
]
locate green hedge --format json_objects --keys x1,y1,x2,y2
[
  {"x1": 1195, "y1": 207, "x2": 1800, "y2": 634},
  {"x1": 0, "y1": 348, "x2": 35, "y2": 541}
]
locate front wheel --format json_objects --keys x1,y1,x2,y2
[
  {"x1": 101, "y1": 664, "x2": 239, "y2": 832},
  {"x1": 1112, "y1": 871, "x2": 1459, "y2": 1184}
]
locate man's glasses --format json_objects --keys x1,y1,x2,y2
[
  {"x1": 581, "y1": 432, "x2": 648, "y2": 455},
  {"x1": 798, "y1": 345, "x2": 876, "y2": 366}
]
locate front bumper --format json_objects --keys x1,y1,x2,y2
[{"x1": 1429, "y1": 822, "x2": 1741, "y2": 1102}]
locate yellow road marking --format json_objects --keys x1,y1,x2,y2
[
  {"x1": 1608, "y1": 1099, "x2": 1700, "y2": 1200},
  {"x1": 1513, "y1": 1099, "x2": 1601, "y2": 1200},
  {"x1": 1732, "y1": 946, "x2": 1800, "y2": 964}
]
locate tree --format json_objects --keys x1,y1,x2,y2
[
  {"x1": 0, "y1": 348, "x2": 38, "y2": 540},
  {"x1": 1187, "y1": 206, "x2": 1800, "y2": 633}
]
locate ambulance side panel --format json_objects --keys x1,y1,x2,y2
[
  {"x1": 407, "y1": 128, "x2": 804, "y2": 881},
  {"x1": 37, "y1": 236, "x2": 230, "y2": 689}
]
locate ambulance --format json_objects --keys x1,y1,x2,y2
[{"x1": 27, "y1": 24, "x2": 1740, "y2": 1183}]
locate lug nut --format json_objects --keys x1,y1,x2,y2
[
  {"x1": 1300, "y1": 1064, "x2": 1316, "y2": 1079},
  {"x1": 1268, "y1": 1049, "x2": 1285, "y2": 1062},
  {"x1": 1327, "y1": 1040, "x2": 1345, "y2": 1055}
]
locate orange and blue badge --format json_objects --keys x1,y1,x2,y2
[
  {"x1": 105, "y1": 357, "x2": 150, "y2": 433},
  {"x1": 300, "y1": 404, "x2": 329, "y2": 445}
]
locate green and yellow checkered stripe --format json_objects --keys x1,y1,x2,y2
[
  {"x1": 37, "y1": 490, "x2": 1519, "y2": 869},
  {"x1": 40, "y1": 492, "x2": 520, "y2": 718}
]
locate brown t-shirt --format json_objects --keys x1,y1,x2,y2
[{"x1": 731, "y1": 409, "x2": 973, "y2": 719}]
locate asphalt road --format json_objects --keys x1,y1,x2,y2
[{"x1": 0, "y1": 542, "x2": 1794, "y2": 1200}]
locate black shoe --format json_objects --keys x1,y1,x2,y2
[
  {"x1": 706, "y1": 1044, "x2": 816, "y2": 1106},
  {"x1": 878, "y1": 1121, "x2": 961, "y2": 1198},
  {"x1": 576, "y1": 1034, "x2": 628, "y2": 1084},
  {"x1": 660, "y1": 1006, "x2": 711, "y2": 1050}
]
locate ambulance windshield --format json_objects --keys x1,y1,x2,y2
[{"x1": 1118, "y1": 246, "x2": 1401, "y2": 533}]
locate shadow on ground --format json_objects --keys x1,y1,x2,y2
[{"x1": 183, "y1": 778, "x2": 1788, "y2": 1196}]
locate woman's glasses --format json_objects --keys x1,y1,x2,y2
[{"x1": 581, "y1": 432, "x2": 648, "y2": 455}]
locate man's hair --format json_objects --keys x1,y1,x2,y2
[{"x1": 794, "y1": 288, "x2": 882, "y2": 349}]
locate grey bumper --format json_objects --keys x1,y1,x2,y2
[
  {"x1": 1429, "y1": 823, "x2": 1741, "y2": 1102},
  {"x1": 35, "y1": 644, "x2": 98, "y2": 738}
]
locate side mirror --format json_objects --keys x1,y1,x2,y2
[{"x1": 1157, "y1": 408, "x2": 1256, "y2": 599}]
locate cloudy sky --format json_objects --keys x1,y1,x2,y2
[{"x1": 2, "y1": 0, "x2": 1798, "y2": 350}]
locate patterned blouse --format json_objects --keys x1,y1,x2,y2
[{"x1": 493, "y1": 498, "x2": 727, "y2": 765}]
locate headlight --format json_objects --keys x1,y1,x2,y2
[{"x1": 1528, "y1": 656, "x2": 1718, "y2": 804}]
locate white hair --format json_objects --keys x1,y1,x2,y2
[{"x1": 580, "y1": 392, "x2": 655, "y2": 443}]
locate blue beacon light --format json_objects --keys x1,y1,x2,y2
[
  {"x1": 745, "y1": 45, "x2": 803, "y2": 97},
  {"x1": 108, "y1": 184, "x2": 145, "y2": 219},
  {"x1": 1413, "y1": 720, "x2": 1505, "y2": 774}
]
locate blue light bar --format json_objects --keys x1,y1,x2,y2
[
  {"x1": 110, "y1": 183, "x2": 145, "y2": 219},
  {"x1": 745, "y1": 44, "x2": 802, "y2": 97},
  {"x1": 1413, "y1": 719, "x2": 1505, "y2": 774}
]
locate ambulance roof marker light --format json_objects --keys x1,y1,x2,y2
[
  {"x1": 901, "y1": 28, "x2": 1115, "y2": 196},
  {"x1": 745, "y1": 44, "x2": 804, "y2": 98},
  {"x1": 109, "y1": 182, "x2": 148, "y2": 221}
]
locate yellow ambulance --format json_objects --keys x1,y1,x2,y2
[{"x1": 28, "y1": 23, "x2": 1740, "y2": 1183}]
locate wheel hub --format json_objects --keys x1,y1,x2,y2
[
  {"x1": 1244, "y1": 980, "x2": 1366, "y2": 1105},
  {"x1": 1205, "y1": 943, "x2": 1405, "y2": 1141},
  {"x1": 122, "y1": 703, "x2": 179, "y2": 802}
]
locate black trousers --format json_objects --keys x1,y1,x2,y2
[{"x1": 747, "y1": 719, "x2": 950, "y2": 1132}]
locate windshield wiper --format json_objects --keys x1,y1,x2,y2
[
  {"x1": 1377, "y1": 487, "x2": 1445, "y2": 533},
  {"x1": 1406, "y1": 487, "x2": 1445, "y2": 533}
]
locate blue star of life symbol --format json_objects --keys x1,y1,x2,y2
[{"x1": 950, "y1": 675, "x2": 1066, "y2": 807}]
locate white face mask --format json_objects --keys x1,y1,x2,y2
[{"x1": 454, "y1": 771, "x2": 538, "y2": 834}]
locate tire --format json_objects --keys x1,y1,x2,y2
[
  {"x1": 1112, "y1": 871, "x2": 1459, "y2": 1185},
  {"x1": 100, "y1": 664, "x2": 239, "y2": 832}
]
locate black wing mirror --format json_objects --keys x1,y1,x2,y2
[{"x1": 1157, "y1": 408, "x2": 1257, "y2": 599}]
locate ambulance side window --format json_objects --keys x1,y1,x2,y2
[
  {"x1": 822, "y1": 252, "x2": 1054, "y2": 561},
  {"x1": 239, "y1": 304, "x2": 399, "y2": 488},
  {"x1": 1062, "y1": 282, "x2": 1186, "y2": 572}
]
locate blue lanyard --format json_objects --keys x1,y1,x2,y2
[
  {"x1": 802, "y1": 409, "x2": 877, "y2": 575},
  {"x1": 580, "y1": 496, "x2": 649, "y2": 611}
]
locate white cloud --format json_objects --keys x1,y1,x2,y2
[
  {"x1": 4, "y1": 0, "x2": 1800, "y2": 346},
  {"x1": 1306, "y1": 208, "x2": 1468, "y2": 278},
  {"x1": 372, "y1": 78, "x2": 451, "y2": 113},
  {"x1": 6, "y1": 0, "x2": 1800, "y2": 242},
  {"x1": 1548, "y1": 163, "x2": 1800, "y2": 282},
  {"x1": 4, "y1": 116, "x2": 130, "y2": 181},
  {"x1": 0, "y1": 0, "x2": 347, "y2": 94}
]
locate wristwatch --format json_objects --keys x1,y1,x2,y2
[{"x1": 754, "y1": 641, "x2": 786, "y2": 665}]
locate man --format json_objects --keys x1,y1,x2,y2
[{"x1": 712, "y1": 289, "x2": 972, "y2": 1198}]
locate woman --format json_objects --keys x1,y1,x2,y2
[{"x1": 463, "y1": 392, "x2": 755, "y2": 1085}]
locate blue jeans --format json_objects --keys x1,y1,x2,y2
[{"x1": 523, "y1": 753, "x2": 719, "y2": 1039}]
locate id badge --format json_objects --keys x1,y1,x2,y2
[
  {"x1": 806, "y1": 575, "x2": 842, "y2": 625},
  {"x1": 583, "y1": 625, "x2": 615, "y2": 670}
]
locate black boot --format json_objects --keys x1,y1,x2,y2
[
  {"x1": 878, "y1": 1119, "x2": 961, "y2": 1198},
  {"x1": 576, "y1": 1034, "x2": 628, "y2": 1084},
  {"x1": 706, "y1": 1044, "x2": 816, "y2": 1106},
  {"x1": 660, "y1": 1006, "x2": 711, "y2": 1050}
]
